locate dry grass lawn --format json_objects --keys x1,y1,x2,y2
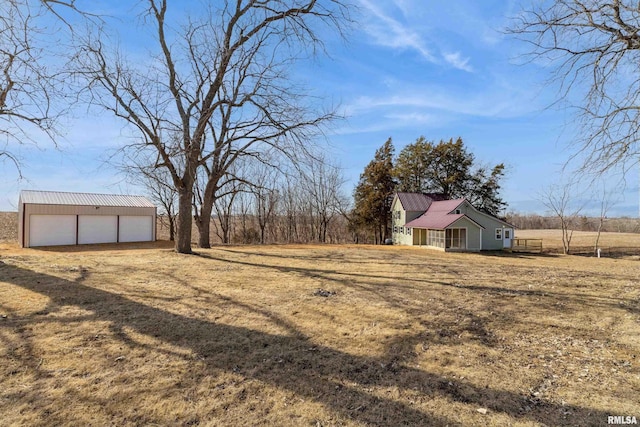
[{"x1": 1, "y1": 238, "x2": 639, "y2": 426}]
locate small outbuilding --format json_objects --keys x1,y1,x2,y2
[{"x1": 19, "y1": 190, "x2": 157, "y2": 248}]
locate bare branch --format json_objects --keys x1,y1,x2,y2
[
  {"x1": 71, "y1": 0, "x2": 351, "y2": 253},
  {"x1": 508, "y1": 0, "x2": 640, "y2": 175}
]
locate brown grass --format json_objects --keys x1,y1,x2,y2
[
  {"x1": 516, "y1": 229, "x2": 640, "y2": 257},
  {"x1": 1, "y1": 240, "x2": 639, "y2": 426},
  {"x1": 0, "y1": 212, "x2": 18, "y2": 242}
]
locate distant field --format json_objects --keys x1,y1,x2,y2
[
  {"x1": 515, "y1": 229, "x2": 640, "y2": 256},
  {"x1": 0, "y1": 241, "x2": 638, "y2": 426}
]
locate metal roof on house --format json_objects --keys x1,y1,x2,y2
[
  {"x1": 404, "y1": 199, "x2": 484, "y2": 230},
  {"x1": 395, "y1": 192, "x2": 446, "y2": 212},
  {"x1": 19, "y1": 190, "x2": 155, "y2": 208}
]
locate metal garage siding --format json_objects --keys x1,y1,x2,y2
[
  {"x1": 29, "y1": 215, "x2": 77, "y2": 247},
  {"x1": 19, "y1": 191, "x2": 156, "y2": 247},
  {"x1": 119, "y1": 216, "x2": 154, "y2": 243},
  {"x1": 22, "y1": 204, "x2": 156, "y2": 247},
  {"x1": 78, "y1": 215, "x2": 118, "y2": 244}
]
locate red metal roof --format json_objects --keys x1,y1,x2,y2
[
  {"x1": 404, "y1": 199, "x2": 485, "y2": 230},
  {"x1": 396, "y1": 192, "x2": 446, "y2": 211}
]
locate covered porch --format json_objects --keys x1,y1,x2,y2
[{"x1": 412, "y1": 227, "x2": 468, "y2": 251}]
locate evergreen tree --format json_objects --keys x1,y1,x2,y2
[
  {"x1": 394, "y1": 137, "x2": 506, "y2": 216},
  {"x1": 429, "y1": 137, "x2": 474, "y2": 199},
  {"x1": 393, "y1": 136, "x2": 434, "y2": 193},
  {"x1": 353, "y1": 138, "x2": 396, "y2": 243},
  {"x1": 467, "y1": 163, "x2": 506, "y2": 216}
]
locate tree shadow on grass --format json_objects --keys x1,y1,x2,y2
[
  {"x1": 0, "y1": 262, "x2": 614, "y2": 426},
  {"x1": 197, "y1": 251, "x2": 640, "y2": 318}
]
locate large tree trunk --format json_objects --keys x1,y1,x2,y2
[
  {"x1": 195, "y1": 178, "x2": 217, "y2": 249},
  {"x1": 168, "y1": 214, "x2": 175, "y2": 241},
  {"x1": 175, "y1": 187, "x2": 194, "y2": 254},
  {"x1": 196, "y1": 198, "x2": 213, "y2": 249},
  {"x1": 221, "y1": 214, "x2": 230, "y2": 244}
]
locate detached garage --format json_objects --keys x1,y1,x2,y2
[{"x1": 19, "y1": 190, "x2": 156, "y2": 248}]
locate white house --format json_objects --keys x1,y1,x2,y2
[
  {"x1": 19, "y1": 190, "x2": 157, "y2": 248},
  {"x1": 391, "y1": 192, "x2": 514, "y2": 251}
]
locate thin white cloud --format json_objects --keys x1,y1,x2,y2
[
  {"x1": 443, "y1": 52, "x2": 473, "y2": 73},
  {"x1": 334, "y1": 112, "x2": 440, "y2": 135},
  {"x1": 384, "y1": 112, "x2": 436, "y2": 125},
  {"x1": 357, "y1": 0, "x2": 436, "y2": 62},
  {"x1": 346, "y1": 81, "x2": 542, "y2": 120},
  {"x1": 357, "y1": 0, "x2": 474, "y2": 72}
]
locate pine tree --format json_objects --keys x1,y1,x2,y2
[
  {"x1": 353, "y1": 138, "x2": 396, "y2": 244},
  {"x1": 393, "y1": 136, "x2": 434, "y2": 193},
  {"x1": 394, "y1": 137, "x2": 507, "y2": 216}
]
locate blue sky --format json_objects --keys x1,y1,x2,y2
[{"x1": 1, "y1": 0, "x2": 638, "y2": 216}]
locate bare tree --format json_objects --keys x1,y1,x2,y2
[
  {"x1": 120, "y1": 150, "x2": 179, "y2": 240},
  {"x1": 249, "y1": 164, "x2": 279, "y2": 244},
  {"x1": 509, "y1": 0, "x2": 640, "y2": 175},
  {"x1": 539, "y1": 183, "x2": 585, "y2": 254},
  {"x1": 144, "y1": 170, "x2": 178, "y2": 242},
  {"x1": 234, "y1": 187, "x2": 258, "y2": 244},
  {"x1": 72, "y1": 0, "x2": 350, "y2": 254},
  {"x1": 278, "y1": 179, "x2": 303, "y2": 243},
  {"x1": 193, "y1": 165, "x2": 243, "y2": 247},
  {"x1": 300, "y1": 156, "x2": 346, "y2": 243},
  {"x1": 593, "y1": 184, "x2": 617, "y2": 254},
  {"x1": 212, "y1": 179, "x2": 244, "y2": 245},
  {"x1": 188, "y1": 2, "x2": 347, "y2": 249},
  {"x1": 0, "y1": 0, "x2": 80, "y2": 175}
]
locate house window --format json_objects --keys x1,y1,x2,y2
[
  {"x1": 496, "y1": 228, "x2": 502, "y2": 240},
  {"x1": 407, "y1": 227, "x2": 412, "y2": 236},
  {"x1": 454, "y1": 209, "x2": 461, "y2": 214},
  {"x1": 400, "y1": 227, "x2": 404, "y2": 234},
  {"x1": 393, "y1": 226, "x2": 398, "y2": 233},
  {"x1": 504, "y1": 229, "x2": 511, "y2": 239}
]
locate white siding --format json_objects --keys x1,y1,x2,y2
[
  {"x1": 391, "y1": 196, "x2": 422, "y2": 245},
  {"x1": 29, "y1": 215, "x2": 76, "y2": 247},
  {"x1": 119, "y1": 216, "x2": 153, "y2": 242}
]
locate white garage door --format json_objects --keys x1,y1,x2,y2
[
  {"x1": 78, "y1": 215, "x2": 118, "y2": 244},
  {"x1": 119, "y1": 216, "x2": 153, "y2": 242},
  {"x1": 29, "y1": 215, "x2": 76, "y2": 247}
]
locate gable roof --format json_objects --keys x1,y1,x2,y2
[
  {"x1": 19, "y1": 190, "x2": 155, "y2": 208},
  {"x1": 404, "y1": 198, "x2": 483, "y2": 230},
  {"x1": 395, "y1": 192, "x2": 446, "y2": 212}
]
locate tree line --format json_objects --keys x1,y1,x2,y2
[
  {"x1": 142, "y1": 152, "x2": 357, "y2": 245},
  {"x1": 506, "y1": 213, "x2": 640, "y2": 234}
]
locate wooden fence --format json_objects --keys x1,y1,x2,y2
[{"x1": 511, "y1": 238, "x2": 543, "y2": 253}]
